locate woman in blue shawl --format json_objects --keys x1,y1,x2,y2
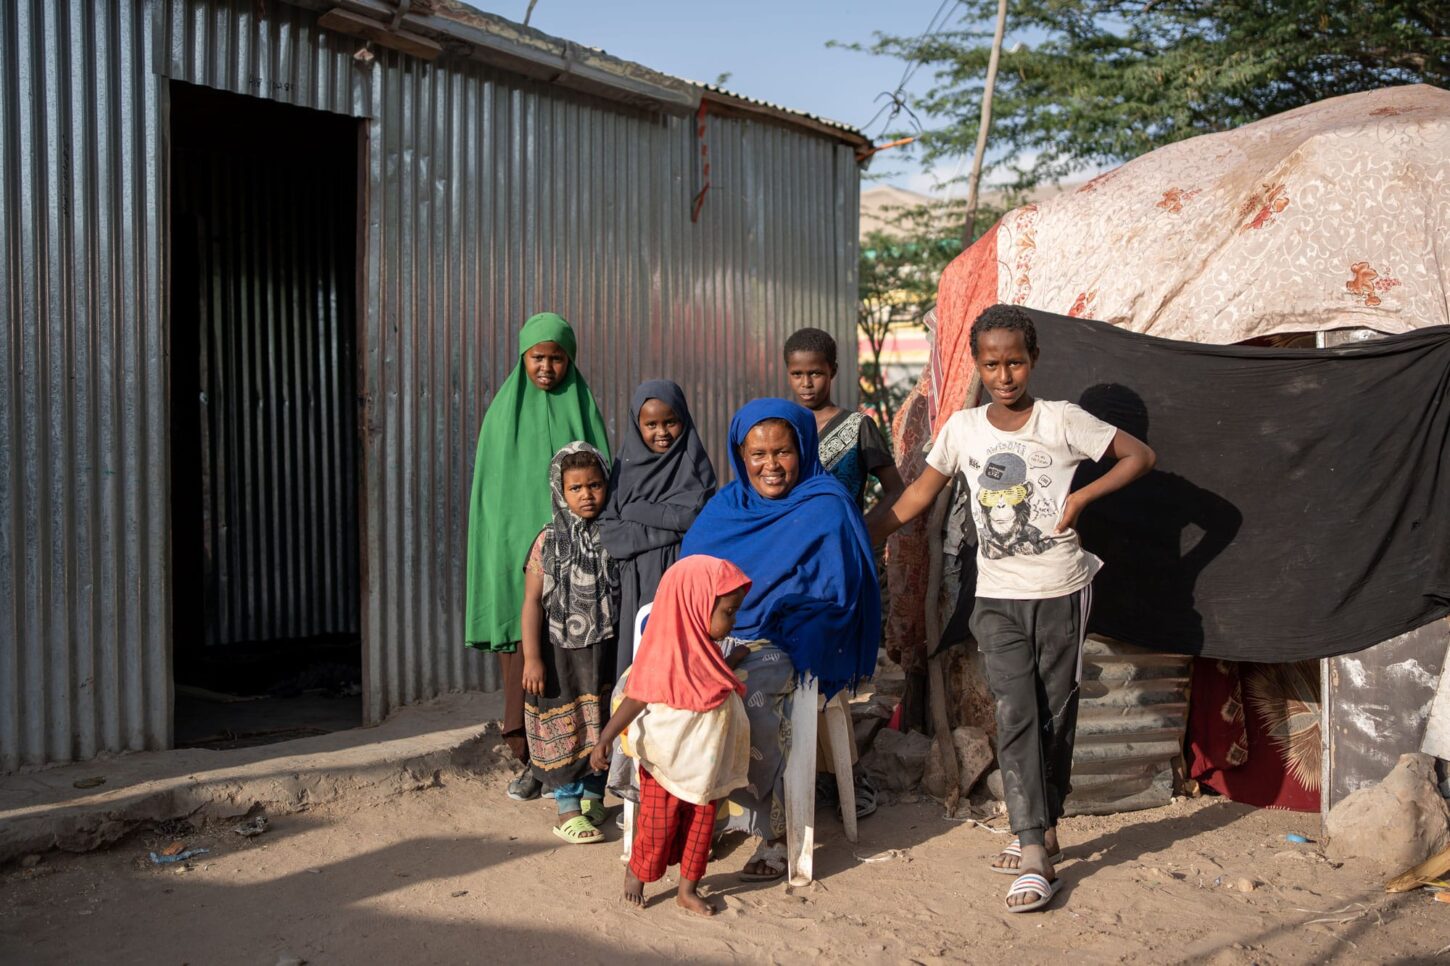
[{"x1": 681, "y1": 398, "x2": 880, "y2": 880}]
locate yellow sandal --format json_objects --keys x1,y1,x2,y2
[{"x1": 553, "y1": 814, "x2": 604, "y2": 845}]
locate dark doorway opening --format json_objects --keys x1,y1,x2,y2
[{"x1": 170, "y1": 81, "x2": 362, "y2": 750}]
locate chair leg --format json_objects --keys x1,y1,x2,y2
[
  {"x1": 623, "y1": 800, "x2": 635, "y2": 860},
  {"x1": 784, "y1": 675, "x2": 819, "y2": 887},
  {"x1": 826, "y1": 692, "x2": 857, "y2": 843},
  {"x1": 621, "y1": 602, "x2": 651, "y2": 863}
]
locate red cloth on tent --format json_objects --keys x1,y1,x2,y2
[
  {"x1": 883, "y1": 225, "x2": 997, "y2": 669},
  {"x1": 929, "y1": 220, "x2": 996, "y2": 432},
  {"x1": 1187, "y1": 658, "x2": 1320, "y2": 811},
  {"x1": 886, "y1": 373, "x2": 931, "y2": 673}
]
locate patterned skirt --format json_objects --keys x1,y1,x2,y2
[
  {"x1": 714, "y1": 639, "x2": 795, "y2": 840},
  {"x1": 524, "y1": 637, "x2": 615, "y2": 791}
]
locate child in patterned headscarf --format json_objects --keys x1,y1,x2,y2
[{"x1": 520, "y1": 442, "x2": 620, "y2": 844}]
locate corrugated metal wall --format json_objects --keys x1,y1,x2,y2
[
  {"x1": 348, "y1": 21, "x2": 859, "y2": 719},
  {"x1": 1, "y1": 0, "x2": 171, "y2": 771},
  {"x1": 1068, "y1": 636, "x2": 1191, "y2": 815},
  {"x1": 1, "y1": 0, "x2": 861, "y2": 768}
]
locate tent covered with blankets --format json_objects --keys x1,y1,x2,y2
[{"x1": 887, "y1": 84, "x2": 1450, "y2": 816}]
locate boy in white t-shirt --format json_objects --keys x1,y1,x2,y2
[{"x1": 868, "y1": 305, "x2": 1155, "y2": 913}]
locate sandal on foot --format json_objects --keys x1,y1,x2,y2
[
  {"x1": 1006, "y1": 872, "x2": 1058, "y2": 913},
  {"x1": 580, "y1": 799, "x2": 607, "y2": 827},
  {"x1": 991, "y1": 837, "x2": 1063, "y2": 874},
  {"x1": 816, "y1": 773, "x2": 879, "y2": 821},
  {"x1": 739, "y1": 842, "x2": 788, "y2": 881},
  {"x1": 553, "y1": 815, "x2": 605, "y2": 845},
  {"x1": 853, "y1": 773, "x2": 879, "y2": 820},
  {"x1": 507, "y1": 769, "x2": 542, "y2": 801}
]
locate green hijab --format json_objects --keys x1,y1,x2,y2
[{"x1": 465, "y1": 313, "x2": 611, "y2": 650}]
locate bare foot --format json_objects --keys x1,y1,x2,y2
[
  {"x1": 1006, "y1": 843, "x2": 1056, "y2": 910},
  {"x1": 622, "y1": 869, "x2": 644, "y2": 908},
  {"x1": 676, "y1": 879, "x2": 716, "y2": 917},
  {"x1": 992, "y1": 828, "x2": 1060, "y2": 872}
]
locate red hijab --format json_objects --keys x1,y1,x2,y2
[{"x1": 624, "y1": 555, "x2": 751, "y2": 712}]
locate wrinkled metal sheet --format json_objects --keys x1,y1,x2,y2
[
  {"x1": 1067, "y1": 636, "x2": 1191, "y2": 816},
  {"x1": 1323, "y1": 621, "x2": 1449, "y2": 812},
  {"x1": 1, "y1": 0, "x2": 860, "y2": 768},
  {"x1": 1, "y1": 0, "x2": 171, "y2": 770}
]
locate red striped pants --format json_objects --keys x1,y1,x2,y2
[{"x1": 629, "y1": 767, "x2": 717, "y2": 884}]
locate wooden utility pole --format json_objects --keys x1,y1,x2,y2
[{"x1": 962, "y1": 0, "x2": 1008, "y2": 247}]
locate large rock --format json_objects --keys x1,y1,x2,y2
[
  {"x1": 860, "y1": 729, "x2": 932, "y2": 792},
  {"x1": 1326, "y1": 752, "x2": 1450, "y2": 871},
  {"x1": 850, "y1": 692, "x2": 898, "y2": 754},
  {"x1": 854, "y1": 714, "x2": 887, "y2": 752},
  {"x1": 922, "y1": 726, "x2": 995, "y2": 801}
]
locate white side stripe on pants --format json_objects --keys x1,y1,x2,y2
[{"x1": 1075, "y1": 584, "x2": 1093, "y2": 684}]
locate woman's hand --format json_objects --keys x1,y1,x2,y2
[{"x1": 522, "y1": 659, "x2": 547, "y2": 695}]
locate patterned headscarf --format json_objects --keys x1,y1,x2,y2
[{"x1": 541, "y1": 442, "x2": 618, "y2": 649}]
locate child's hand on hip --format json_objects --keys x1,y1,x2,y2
[
  {"x1": 588, "y1": 743, "x2": 611, "y2": 774},
  {"x1": 521, "y1": 660, "x2": 546, "y2": 695},
  {"x1": 1055, "y1": 492, "x2": 1087, "y2": 534}
]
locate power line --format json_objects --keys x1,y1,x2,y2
[{"x1": 861, "y1": 0, "x2": 964, "y2": 139}]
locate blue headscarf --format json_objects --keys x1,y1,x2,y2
[{"x1": 681, "y1": 398, "x2": 881, "y2": 697}]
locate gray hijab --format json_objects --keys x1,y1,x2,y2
[{"x1": 541, "y1": 442, "x2": 617, "y2": 649}]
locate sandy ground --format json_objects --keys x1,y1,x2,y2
[{"x1": 3, "y1": 760, "x2": 1448, "y2": 965}]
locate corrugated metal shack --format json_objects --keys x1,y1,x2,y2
[{"x1": 0, "y1": 0, "x2": 868, "y2": 770}]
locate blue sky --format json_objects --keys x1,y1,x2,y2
[{"x1": 513, "y1": 0, "x2": 966, "y2": 194}]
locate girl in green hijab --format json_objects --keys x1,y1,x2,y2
[{"x1": 466, "y1": 312, "x2": 611, "y2": 799}]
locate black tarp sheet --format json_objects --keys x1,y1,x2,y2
[{"x1": 992, "y1": 309, "x2": 1450, "y2": 662}]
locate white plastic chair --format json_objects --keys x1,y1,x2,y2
[
  {"x1": 783, "y1": 678, "x2": 857, "y2": 886},
  {"x1": 621, "y1": 602, "x2": 652, "y2": 862}
]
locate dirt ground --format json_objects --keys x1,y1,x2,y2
[{"x1": 3, "y1": 756, "x2": 1448, "y2": 965}]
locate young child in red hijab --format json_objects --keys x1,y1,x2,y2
[{"x1": 590, "y1": 555, "x2": 752, "y2": 917}]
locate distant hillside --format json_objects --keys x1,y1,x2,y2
[{"x1": 860, "y1": 182, "x2": 1080, "y2": 241}]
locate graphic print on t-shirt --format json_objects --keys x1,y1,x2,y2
[
  {"x1": 927, "y1": 401, "x2": 1116, "y2": 600},
  {"x1": 974, "y1": 448, "x2": 1059, "y2": 559}
]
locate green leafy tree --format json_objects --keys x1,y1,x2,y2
[
  {"x1": 863, "y1": 1, "x2": 1448, "y2": 191},
  {"x1": 858, "y1": 201, "x2": 970, "y2": 429}
]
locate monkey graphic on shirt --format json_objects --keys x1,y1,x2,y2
[{"x1": 974, "y1": 450, "x2": 1059, "y2": 559}]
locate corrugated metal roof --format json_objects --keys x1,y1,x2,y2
[
  {"x1": 691, "y1": 81, "x2": 865, "y2": 143},
  {"x1": 327, "y1": 0, "x2": 870, "y2": 146}
]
